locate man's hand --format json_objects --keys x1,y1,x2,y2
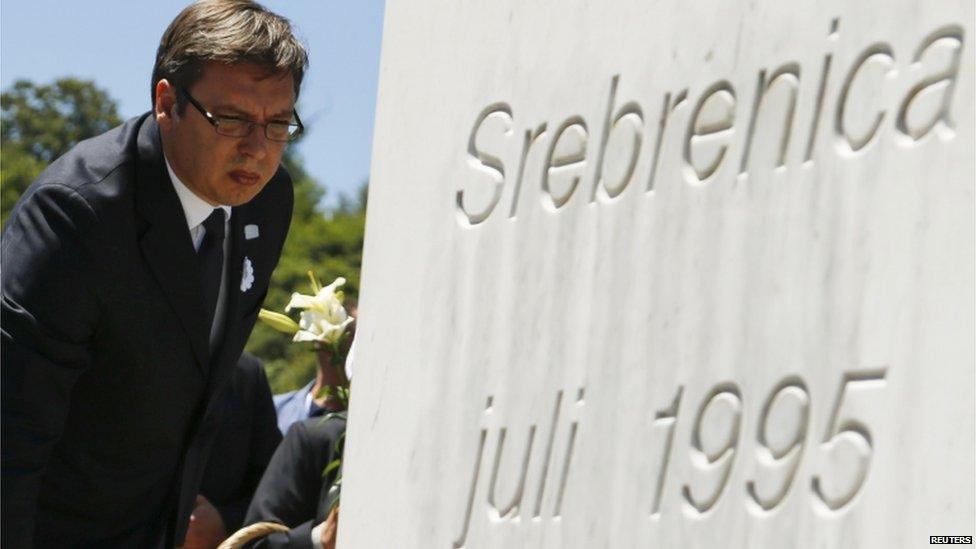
[
  {"x1": 183, "y1": 494, "x2": 227, "y2": 549},
  {"x1": 320, "y1": 506, "x2": 339, "y2": 549}
]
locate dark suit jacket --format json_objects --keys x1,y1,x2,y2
[
  {"x1": 1, "y1": 112, "x2": 293, "y2": 547},
  {"x1": 243, "y1": 416, "x2": 345, "y2": 549},
  {"x1": 201, "y1": 351, "x2": 282, "y2": 533}
]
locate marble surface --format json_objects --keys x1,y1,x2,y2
[{"x1": 341, "y1": 0, "x2": 974, "y2": 547}]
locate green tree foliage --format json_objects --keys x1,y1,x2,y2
[{"x1": 1, "y1": 79, "x2": 122, "y2": 226}]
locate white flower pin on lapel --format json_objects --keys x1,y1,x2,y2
[
  {"x1": 244, "y1": 224, "x2": 260, "y2": 240},
  {"x1": 241, "y1": 257, "x2": 255, "y2": 292}
]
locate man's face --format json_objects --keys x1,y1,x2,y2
[{"x1": 157, "y1": 62, "x2": 296, "y2": 207}]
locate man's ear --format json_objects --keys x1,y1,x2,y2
[{"x1": 155, "y1": 79, "x2": 177, "y2": 131}]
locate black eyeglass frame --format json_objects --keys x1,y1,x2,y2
[{"x1": 179, "y1": 87, "x2": 304, "y2": 142}]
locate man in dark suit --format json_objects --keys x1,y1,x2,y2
[
  {"x1": 1, "y1": 1, "x2": 307, "y2": 546},
  {"x1": 189, "y1": 351, "x2": 283, "y2": 547}
]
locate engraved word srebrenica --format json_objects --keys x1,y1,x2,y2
[{"x1": 455, "y1": 20, "x2": 964, "y2": 226}]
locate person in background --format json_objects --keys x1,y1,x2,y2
[
  {"x1": 273, "y1": 304, "x2": 356, "y2": 434},
  {"x1": 243, "y1": 415, "x2": 345, "y2": 548},
  {"x1": 185, "y1": 352, "x2": 283, "y2": 548},
  {"x1": 242, "y1": 307, "x2": 357, "y2": 548}
]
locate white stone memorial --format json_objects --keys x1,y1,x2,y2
[{"x1": 342, "y1": 0, "x2": 974, "y2": 547}]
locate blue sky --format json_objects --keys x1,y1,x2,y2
[{"x1": 1, "y1": 0, "x2": 386, "y2": 210}]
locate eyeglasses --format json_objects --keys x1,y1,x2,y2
[{"x1": 179, "y1": 88, "x2": 304, "y2": 142}]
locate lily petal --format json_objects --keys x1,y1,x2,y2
[{"x1": 285, "y1": 292, "x2": 320, "y2": 312}]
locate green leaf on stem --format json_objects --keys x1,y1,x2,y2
[{"x1": 323, "y1": 458, "x2": 341, "y2": 478}]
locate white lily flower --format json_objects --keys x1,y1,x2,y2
[
  {"x1": 284, "y1": 276, "x2": 353, "y2": 344},
  {"x1": 285, "y1": 277, "x2": 346, "y2": 312}
]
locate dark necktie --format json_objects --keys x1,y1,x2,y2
[{"x1": 198, "y1": 208, "x2": 226, "y2": 340}]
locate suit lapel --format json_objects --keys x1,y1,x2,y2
[{"x1": 134, "y1": 117, "x2": 210, "y2": 373}]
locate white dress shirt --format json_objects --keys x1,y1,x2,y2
[{"x1": 165, "y1": 157, "x2": 232, "y2": 351}]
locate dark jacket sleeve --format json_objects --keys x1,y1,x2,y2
[
  {"x1": 214, "y1": 354, "x2": 283, "y2": 531},
  {"x1": 243, "y1": 417, "x2": 345, "y2": 548},
  {"x1": 1, "y1": 184, "x2": 100, "y2": 548}
]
